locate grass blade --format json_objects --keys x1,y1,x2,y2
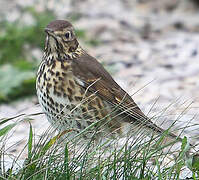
[
  {"x1": 28, "y1": 122, "x2": 33, "y2": 159},
  {"x1": 0, "y1": 123, "x2": 16, "y2": 137}
]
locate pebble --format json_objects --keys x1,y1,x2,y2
[{"x1": 0, "y1": 0, "x2": 199, "y2": 178}]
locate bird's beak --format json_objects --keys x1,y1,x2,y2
[{"x1": 44, "y1": 28, "x2": 53, "y2": 34}]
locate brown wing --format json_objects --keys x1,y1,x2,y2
[
  {"x1": 71, "y1": 51, "x2": 179, "y2": 139},
  {"x1": 71, "y1": 51, "x2": 147, "y2": 122}
]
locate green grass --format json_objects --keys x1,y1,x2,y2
[
  {"x1": 0, "y1": 111, "x2": 198, "y2": 180},
  {"x1": 0, "y1": 6, "x2": 198, "y2": 179},
  {"x1": 0, "y1": 8, "x2": 55, "y2": 103}
]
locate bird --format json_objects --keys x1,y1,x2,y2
[{"x1": 36, "y1": 20, "x2": 180, "y2": 141}]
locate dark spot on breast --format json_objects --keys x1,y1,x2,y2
[
  {"x1": 49, "y1": 97, "x2": 54, "y2": 104},
  {"x1": 44, "y1": 106, "x2": 47, "y2": 111},
  {"x1": 67, "y1": 87, "x2": 73, "y2": 96},
  {"x1": 39, "y1": 64, "x2": 45, "y2": 73},
  {"x1": 58, "y1": 77, "x2": 63, "y2": 81},
  {"x1": 61, "y1": 63, "x2": 69, "y2": 71},
  {"x1": 72, "y1": 53, "x2": 78, "y2": 57},
  {"x1": 47, "y1": 83, "x2": 52, "y2": 88},
  {"x1": 49, "y1": 104, "x2": 55, "y2": 111},
  {"x1": 53, "y1": 89, "x2": 58, "y2": 95},
  {"x1": 69, "y1": 47, "x2": 75, "y2": 52},
  {"x1": 62, "y1": 72, "x2": 66, "y2": 76},
  {"x1": 75, "y1": 96, "x2": 82, "y2": 101},
  {"x1": 46, "y1": 60, "x2": 50, "y2": 66},
  {"x1": 63, "y1": 93, "x2": 67, "y2": 98},
  {"x1": 66, "y1": 54, "x2": 70, "y2": 59},
  {"x1": 57, "y1": 56, "x2": 62, "y2": 61},
  {"x1": 46, "y1": 88, "x2": 50, "y2": 94},
  {"x1": 56, "y1": 71, "x2": 60, "y2": 76},
  {"x1": 53, "y1": 78, "x2": 58, "y2": 84},
  {"x1": 65, "y1": 105, "x2": 70, "y2": 109},
  {"x1": 60, "y1": 104, "x2": 64, "y2": 109},
  {"x1": 43, "y1": 72, "x2": 47, "y2": 81},
  {"x1": 48, "y1": 69, "x2": 55, "y2": 75},
  {"x1": 52, "y1": 61, "x2": 56, "y2": 69}
]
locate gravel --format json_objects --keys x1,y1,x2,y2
[{"x1": 0, "y1": 0, "x2": 199, "y2": 177}]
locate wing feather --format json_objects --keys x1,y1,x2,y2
[
  {"x1": 71, "y1": 51, "x2": 179, "y2": 139},
  {"x1": 71, "y1": 51, "x2": 147, "y2": 121}
]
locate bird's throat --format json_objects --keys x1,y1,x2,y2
[{"x1": 44, "y1": 37, "x2": 83, "y2": 62}]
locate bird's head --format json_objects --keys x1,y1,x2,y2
[{"x1": 44, "y1": 20, "x2": 79, "y2": 57}]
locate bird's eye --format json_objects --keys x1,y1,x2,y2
[{"x1": 65, "y1": 32, "x2": 70, "y2": 39}]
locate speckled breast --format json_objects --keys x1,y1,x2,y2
[{"x1": 36, "y1": 59, "x2": 109, "y2": 134}]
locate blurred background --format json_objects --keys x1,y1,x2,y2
[{"x1": 0, "y1": 0, "x2": 199, "y2": 154}]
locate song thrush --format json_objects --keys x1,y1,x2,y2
[{"x1": 36, "y1": 20, "x2": 179, "y2": 140}]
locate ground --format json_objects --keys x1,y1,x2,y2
[{"x1": 0, "y1": 0, "x2": 199, "y2": 172}]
